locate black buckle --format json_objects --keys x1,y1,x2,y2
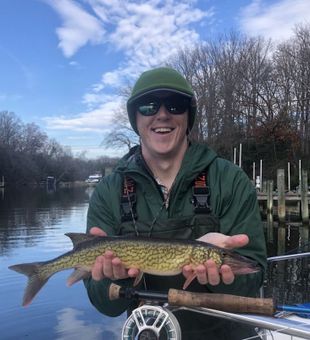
[
  {"x1": 121, "y1": 193, "x2": 137, "y2": 222},
  {"x1": 191, "y1": 187, "x2": 211, "y2": 214}
]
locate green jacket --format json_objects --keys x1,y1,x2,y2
[{"x1": 84, "y1": 142, "x2": 266, "y2": 338}]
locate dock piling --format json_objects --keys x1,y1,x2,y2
[
  {"x1": 277, "y1": 169, "x2": 286, "y2": 223},
  {"x1": 301, "y1": 169, "x2": 309, "y2": 224},
  {"x1": 266, "y1": 180, "x2": 273, "y2": 213}
]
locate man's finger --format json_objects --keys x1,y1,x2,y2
[
  {"x1": 224, "y1": 234, "x2": 249, "y2": 249},
  {"x1": 92, "y1": 256, "x2": 104, "y2": 281},
  {"x1": 220, "y1": 265, "x2": 235, "y2": 284},
  {"x1": 112, "y1": 257, "x2": 127, "y2": 279},
  {"x1": 198, "y1": 232, "x2": 249, "y2": 250},
  {"x1": 89, "y1": 227, "x2": 107, "y2": 236},
  {"x1": 103, "y1": 251, "x2": 114, "y2": 278},
  {"x1": 182, "y1": 265, "x2": 193, "y2": 278},
  {"x1": 195, "y1": 264, "x2": 208, "y2": 285},
  {"x1": 128, "y1": 268, "x2": 140, "y2": 278},
  {"x1": 205, "y1": 260, "x2": 220, "y2": 286}
]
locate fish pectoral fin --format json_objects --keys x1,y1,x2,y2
[
  {"x1": 133, "y1": 272, "x2": 144, "y2": 287},
  {"x1": 66, "y1": 268, "x2": 91, "y2": 287},
  {"x1": 183, "y1": 273, "x2": 197, "y2": 290}
]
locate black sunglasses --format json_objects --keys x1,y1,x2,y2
[{"x1": 135, "y1": 95, "x2": 190, "y2": 116}]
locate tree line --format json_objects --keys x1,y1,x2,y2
[
  {"x1": 172, "y1": 24, "x2": 310, "y2": 184},
  {"x1": 104, "y1": 24, "x2": 310, "y2": 187},
  {"x1": 0, "y1": 111, "x2": 118, "y2": 186},
  {"x1": 2, "y1": 24, "x2": 310, "y2": 187}
]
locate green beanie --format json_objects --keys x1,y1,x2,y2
[{"x1": 127, "y1": 67, "x2": 196, "y2": 135}]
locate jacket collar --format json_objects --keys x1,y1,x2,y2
[{"x1": 115, "y1": 142, "x2": 217, "y2": 182}]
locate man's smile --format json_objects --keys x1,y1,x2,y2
[{"x1": 152, "y1": 127, "x2": 175, "y2": 134}]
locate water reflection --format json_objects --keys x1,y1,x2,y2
[
  {"x1": 263, "y1": 215, "x2": 310, "y2": 306},
  {"x1": 0, "y1": 188, "x2": 309, "y2": 339},
  {"x1": 55, "y1": 308, "x2": 102, "y2": 340},
  {"x1": 55, "y1": 307, "x2": 125, "y2": 340},
  {"x1": 0, "y1": 187, "x2": 91, "y2": 256},
  {"x1": 0, "y1": 187, "x2": 130, "y2": 340}
]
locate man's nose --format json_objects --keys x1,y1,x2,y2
[{"x1": 156, "y1": 104, "x2": 170, "y2": 117}]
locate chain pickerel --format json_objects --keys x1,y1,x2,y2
[{"x1": 9, "y1": 233, "x2": 260, "y2": 306}]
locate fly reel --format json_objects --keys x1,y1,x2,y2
[{"x1": 121, "y1": 305, "x2": 181, "y2": 340}]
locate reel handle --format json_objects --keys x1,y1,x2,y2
[{"x1": 109, "y1": 283, "x2": 122, "y2": 300}]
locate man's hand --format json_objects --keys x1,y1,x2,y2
[
  {"x1": 182, "y1": 233, "x2": 249, "y2": 286},
  {"x1": 89, "y1": 227, "x2": 140, "y2": 281}
]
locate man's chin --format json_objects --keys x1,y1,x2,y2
[{"x1": 151, "y1": 146, "x2": 178, "y2": 158}]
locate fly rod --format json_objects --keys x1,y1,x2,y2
[
  {"x1": 268, "y1": 252, "x2": 310, "y2": 262},
  {"x1": 277, "y1": 305, "x2": 310, "y2": 314},
  {"x1": 109, "y1": 284, "x2": 310, "y2": 316},
  {"x1": 109, "y1": 283, "x2": 275, "y2": 316}
]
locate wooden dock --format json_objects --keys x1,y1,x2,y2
[
  {"x1": 257, "y1": 193, "x2": 310, "y2": 202},
  {"x1": 257, "y1": 169, "x2": 309, "y2": 224}
]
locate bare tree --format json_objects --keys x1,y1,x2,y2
[
  {"x1": 273, "y1": 24, "x2": 310, "y2": 158},
  {"x1": 170, "y1": 32, "x2": 258, "y2": 156},
  {"x1": 0, "y1": 111, "x2": 22, "y2": 151},
  {"x1": 19, "y1": 123, "x2": 48, "y2": 155},
  {"x1": 101, "y1": 98, "x2": 139, "y2": 152}
]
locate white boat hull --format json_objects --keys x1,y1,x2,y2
[{"x1": 178, "y1": 307, "x2": 310, "y2": 339}]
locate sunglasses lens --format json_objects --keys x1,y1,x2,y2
[
  {"x1": 137, "y1": 99, "x2": 160, "y2": 116},
  {"x1": 165, "y1": 96, "x2": 189, "y2": 114},
  {"x1": 136, "y1": 95, "x2": 190, "y2": 116}
]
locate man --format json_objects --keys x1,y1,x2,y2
[{"x1": 84, "y1": 67, "x2": 267, "y2": 339}]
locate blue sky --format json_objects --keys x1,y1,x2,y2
[{"x1": 1, "y1": 0, "x2": 310, "y2": 158}]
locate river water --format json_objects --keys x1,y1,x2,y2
[{"x1": 0, "y1": 187, "x2": 309, "y2": 339}]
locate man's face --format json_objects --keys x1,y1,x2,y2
[{"x1": 135, "y1": 92, "x2": 189, "y2": 159}]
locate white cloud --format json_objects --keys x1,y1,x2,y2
[
  {"x1": 47, "y1": 0, "x2": 105, "y2": 57},
  {"x1": 69, "y1": 60, "x2": 80, "y2": 67},
  {"x1": 101, "y1": 71, "x2": 122, "y2": 87},
  {"x1": 44, "y1": 94, "x2": 122, "y2": 132},
  {"x1": 240, "y1": 0, "x2": 310, "y2": 41},
  {"x1": 85, "y1": 0, "x2": 212, "y2": 91},
  {"x1": 44, "y1": 0, "x2": 213, "y2": 138},
  {"x1": 109, "y1": 1, "x2": 205, "y2": 60}
]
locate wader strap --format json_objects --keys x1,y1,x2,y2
[
  {"x1": 121, "y1": 176, "x2": 137, "y2": 222},
  {"x1": 121, "y1": 170, "x2": 211, "y2": 222},
  {"x1": 191, "y1": 170, "x2": 212, "y2": 214}
]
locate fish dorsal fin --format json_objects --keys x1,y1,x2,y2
[{"x1": 65, "y1": 233, "x2": 97, "y2": 247}]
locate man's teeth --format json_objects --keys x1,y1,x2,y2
[{"x1": 154, "y1": 128, "x2": 173, "y2": 133}]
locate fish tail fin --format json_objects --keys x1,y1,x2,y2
[
  {"x1": 9, "y1": 262, "x2": 50, "y2": 307},
  {"x1": 223, "y1": 253, "x2": 260, "y2": 275}
]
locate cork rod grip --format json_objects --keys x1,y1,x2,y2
[
  {"x1": 168, "y1": 289, "x2": 275, "y2": 316},
  {"x1": 108, "y1": 284, "x2": 275, "y2": 316}
]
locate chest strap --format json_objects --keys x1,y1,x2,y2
[
  {"x1": 120, "y1": 176, "x2": 137, "y2": 222},
  {"x1": 120, "y1": 170, "x2": 211, "y2": 222},
  {"x1": 191, "y1": 170, "x2": 212, "y2": 214}
]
